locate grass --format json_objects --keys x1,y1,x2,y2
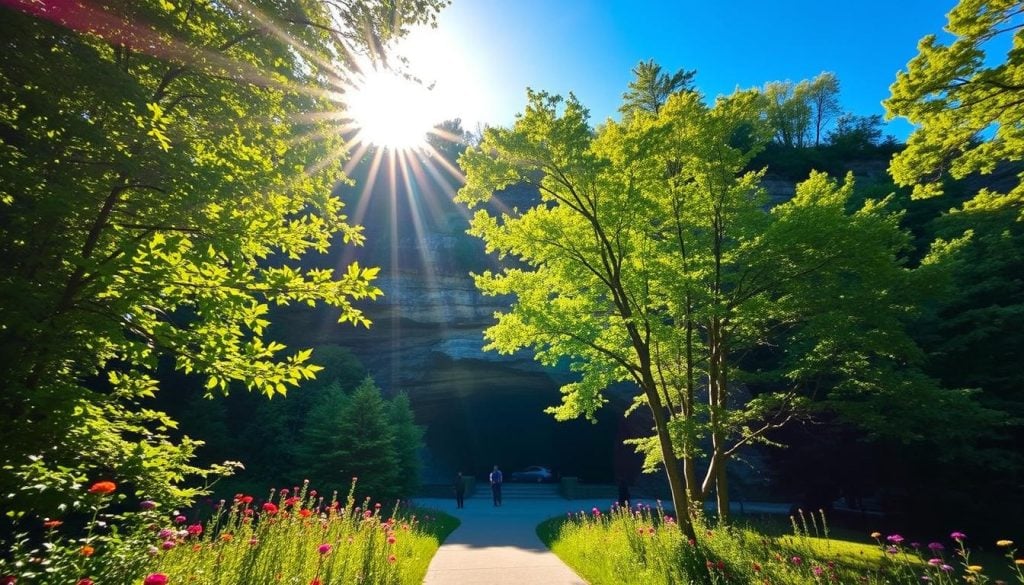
[
  {"x1": 4, "y1": 479, "x2": 459, "y2": 585},
  {"x1": 538, "y1": 503, "x2": 1024, "y2": 585}
]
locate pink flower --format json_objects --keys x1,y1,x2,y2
[
  {"x1": 262, "y1": 503, "x2": 278, "y2": 515},
  {"x1": 173, "y1": 515, "x2": 187, "y2": 524},
  {"x1": 791, "y1": 556, "x2": 803, "y2": 565},
  {"x1": 388, "y1": 554, "x2": 397, "y2": 564},
  {"x1": 143, "y1": 574, "x2": 168, "y2": 585},
  {"x1": 162, "y1": 540, "x2": 175, "y2": 550},
  {"x1": 951, "y1": 531, "x2": 966, "y2": 541},
  {"x1": 887, "y1": 534, "x2": 904, "y2": 544},
  {"x1": 187, "y1": 524, "x2": 203, "y2": 536}
]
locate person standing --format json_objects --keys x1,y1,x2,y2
[
  {"x1": 489, "y1": 465, "x2": 503, "y2": 507},
  {"x1": 454, "y1": 471, "x2": 466, "y2": 509}
]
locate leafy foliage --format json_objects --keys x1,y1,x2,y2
[
  {"x1": 885, "y1": 0, "x2": 1024, "y2": 217},
  {"x1": 0, "y1": 0, "x2": 444, "y2": 523}
]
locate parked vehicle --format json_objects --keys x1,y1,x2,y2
[{"x1": 508, "y1": 465, "x2": 554, "y2": 483}]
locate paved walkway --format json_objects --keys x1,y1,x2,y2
[
  {"x1": 414, "y1": 495, "x2": 792, "y2": 585},
  {"x1": 416, "y1": 495, "x2": 615, "y2": 585}
]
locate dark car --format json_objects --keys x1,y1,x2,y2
[{"x1": 508, "y1": 465, "x2": 554, "y2": 483}]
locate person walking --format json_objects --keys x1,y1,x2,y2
[
  {"x1": 454, "y1": 471, "x2": 466, "y2": 509},
  {"x1": 489, "y1": 465, "x2": 503, "y2": 507}
]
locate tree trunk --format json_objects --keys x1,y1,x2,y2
[{"x1": 647, "y1": 393, "x2": 697, "y2": 539}]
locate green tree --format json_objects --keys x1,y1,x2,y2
[
  {"x1": 0, "y1": 0, "x2": 444, "y2": 518},
  {"x1": 805, "y1": 71, "x2": 841, "y2": 147},
  {"x1": 458, "y1": 85, "x2": 967, "y2": 529},
  {"x1": 619, "y1": 59, "x2": 696, "y2": 118},
  {"x1": 763, "y1": 80, "x2": 811, "y2": 148},
  {"x1": 885, "y1": 0, "x2": 1024, "y2": 217},
  {"x1": 330, "y1": 378, "x2": 399, "y2": 500}
]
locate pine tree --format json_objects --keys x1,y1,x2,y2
[{"x1": 388, "y1": 392, "x2": 424, "y2": 497}]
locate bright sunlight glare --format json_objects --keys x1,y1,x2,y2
[{"x1": 345, "y1": 70, "x2": 438, "y2": 151}]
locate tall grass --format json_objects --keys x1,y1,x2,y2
[
  {"x1": 1, "y1": 480, "x2": 457, "y2": 585},
  {"x1": 538, "y1": 502, "x2": 1023, "y2": 585}
]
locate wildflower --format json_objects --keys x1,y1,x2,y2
[
  {"x1": 592, "y1": 507, "x2": 600, "y2": 516},
  {"x1": 158, "y1": 529, "x2": 174, "y2": 539},
  {"x1": 996, "y1": 540, "x2": 1014, "y2": 547},
  {"x1": 187, "y1": 524, "x2": 203, "y2": 536},
  {"x1": 77, "y1": 579, "x2": 94, "y2": 585},
  {"x1": 88, "y1": 481, "x2": 116, "y2": 495},
  {"x1": 310, "y1": 490, "x2": 318, "y2": 497},
  {"x1": 387, "y1": 535, "x2": 396, "y2": 545},
  {"x1": 140, "y1": 500, "x2": 157, "y2": 510},
  {"x1": 147, "y1": 546, "x2": 159, "y2": 556},
  {"x1": 318, "y1": 543, "x2": 331, "y2": 555},
  {"x1": 299, "y1": 509, "x2": 313, "y2": 518},
  {"x1": 249, "y1": 538, "x2": 259, "y2": 546},
  {"x1": 791, "y1": 556, "x2": 802, "y2": 565},
  {"x1": 966, "y1": 566, "x2": 983, "y2": 573},
  {"x1": 951, "y1": 531, "x2": 966, "y2": 541},
  {"x1": 1, "y1": 577, "x2": 15, "y2": 585},
  {"x1": 143, "y1": 574, "x2": 168, "y2": 585},
  {"x1": 886, "y1": 546, "x2": 899, "y2": 554},
  {"x1": 928, "y1": 542, "x2": 944, "y2": 551},
  {"x1": 375, "y1": 503, "x2": 382, "y2": 509},
  {"x1": 1015, "y1": 559, "x2": 1024, "y2": 566},
  {"x1": 280, "y1": 488, "x2": 289, "y2": 495},
  {"x1": 887, "y1": 534, "x2": 904, "y2": 544},
  {"x1": 813, "y1": 566, "x2": 824, "y2": 577},
  {"x1": 221, "y1": 534, "x2": 234, "y2": 542},
  {"x1": 310, "y1": 580, "x2": 321, "y2": 585},
  {"x1": 192, "y1": 544, "x2": 202, "y2": 552},
  {"x1": 928, "y1": 558, "x2": 943, "y2": 566},
  {"x1": 940, "y1": 564, "x2": 954, "y2": 573},
  {"x1": 284, "y1": 497, "x2": 301, "y2": 507},
  {"x1": 240, "y1": 495, "x2": 253, "y2": 505},
  {"x1": 42, "y1": 520, "x2": 63, "y2": 529},
  {"x1": 162, "y1": 540, "x2": 175, "y2": 550},
  {"x1": 80, "y1": 545, "x2": 95, "y2": 557},
  {"x1": 716, "y1": 561, "x2": 725, "y2": 571},
  {"x1": 870, "y1": 532, "x2": 882, "y2": 539},
  {"x1": 752, "y1": 562, "x2": 762, "y2": 572},
  {"x1": 911, "y1": 542, "x2": 921, "y2": 549},
  {"x1": 174, "y1": 515, "x2": 186, "y2": 524},
  {"x1": 388, "y1": 554, "x2": 397, "y2": 564},
  {"x1": 262, "y1": 503, "x2": 278, "y2": 515},
  {"x1": 648, "y1": 527, "x2": 655, "y2": 535}
]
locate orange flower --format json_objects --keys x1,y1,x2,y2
[
  {"x1": 80, "y1": 545, "x2": 95, "y2": 557},
  {"x1": 220, "y1": 533, "x2": 234, "y2": 542},
  {"x1": 299, "y1": 509, "x2": 312, "y2": 518},
  {"x1": 42, "y1": 520, "x2": 63, "y2": 529},
  {"x1": 87, "y1": 481, "x2": 116, "y2": 495}
]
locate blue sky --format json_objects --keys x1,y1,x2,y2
[{"x1": 401, "y1": 0, "x2": 957, "y2": 140}]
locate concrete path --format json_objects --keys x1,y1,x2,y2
[
  {"x1": 416, "y1": 495, "x2": 616, "y2": 585},
  {"x1": 414, "y1": 495, "x2": 793, "y2": 585}
]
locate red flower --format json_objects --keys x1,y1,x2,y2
[
  {"x1": 42, "y1": 520, "x2": 63, "y2": 529},
  {"x1": 262, "y1": 503, "x2": 278, "y2": 515},
  {"x1": 284, "y1": 497, "x2": 301, "y2": 507},
  {"x1": 143, "y1": 574, "x2": 168, "y2": 585},
  {"x1": 88, "y1": 481, "x2": 116, "y2": 495},
  {"x1": 77, "y1": 579, "x2": 94, "y2": 585},
  {"x1": 388, "y1": 554, "x2": 397, "y2": 564},
  {"x1": 187, "y1": 524, "x2": 203, "y2": 536},
  {"x1": 310, "y1": 580, "x2": 321, "y2": 585},
  {"x1": 1, "y1": 578, "x2": 15, "y2": 585},
  {"x1": 240, "y1": 495, "x2": 253, "y2": 504},
  {"x1": 299, "y1": 508, "x2": 312, "y2": 518}
]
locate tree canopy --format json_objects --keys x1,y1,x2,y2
[
  {"x1": 0, "y1": 0, "x2": 444, "y2": 516},
  {"x1": 885, "y1": 0, "x2": 1024, "y2": 217}
]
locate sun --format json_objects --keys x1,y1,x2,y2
[{"x1": 345, "y1": 69, "x2": 438, "y2": 151}]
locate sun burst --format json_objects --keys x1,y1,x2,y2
[{"x1": 345, "y1": 69, "x2": 438, "y2": 151}]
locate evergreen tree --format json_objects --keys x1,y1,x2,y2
[{"x1": 619, "y1": 59, "x2": 696, "y2": 118}]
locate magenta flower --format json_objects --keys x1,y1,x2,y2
[
  {"x1": 158, "y1": 528, "x2": 174, "y2": 539},
  {"x1": 812, "y1": 566, "x2": 824, "y2": 577},
  {"x1": 318, "y1": 543, "x2": 331, "y2": 555},
  {"x1": 161, "y1": 540, "x2": 175, "y2": 550},
  {"x1": 140, "y1": 500, "x2": 157, "y2": 510},
  {"x1": 143, "y1": 574, "x2": 168, "y2": 585},
  {"x1": 928, "y1": 542, "x2": 945, "y2": 551},
  {"x1": 950, "y1": 531, "x2": 966, "y2": 541},
  {"x1": 887, "y1": 534, "x2": 905, "y2": 544},
  {"x1": 791, "y1": 556, "x2": 802, "y2": 565},
  {"x1": 187, "y1": 523, "x2": 203, "y2": 536},
  {"x1": 173, "y1": 515, "x2": 187, "y2": 524}
]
